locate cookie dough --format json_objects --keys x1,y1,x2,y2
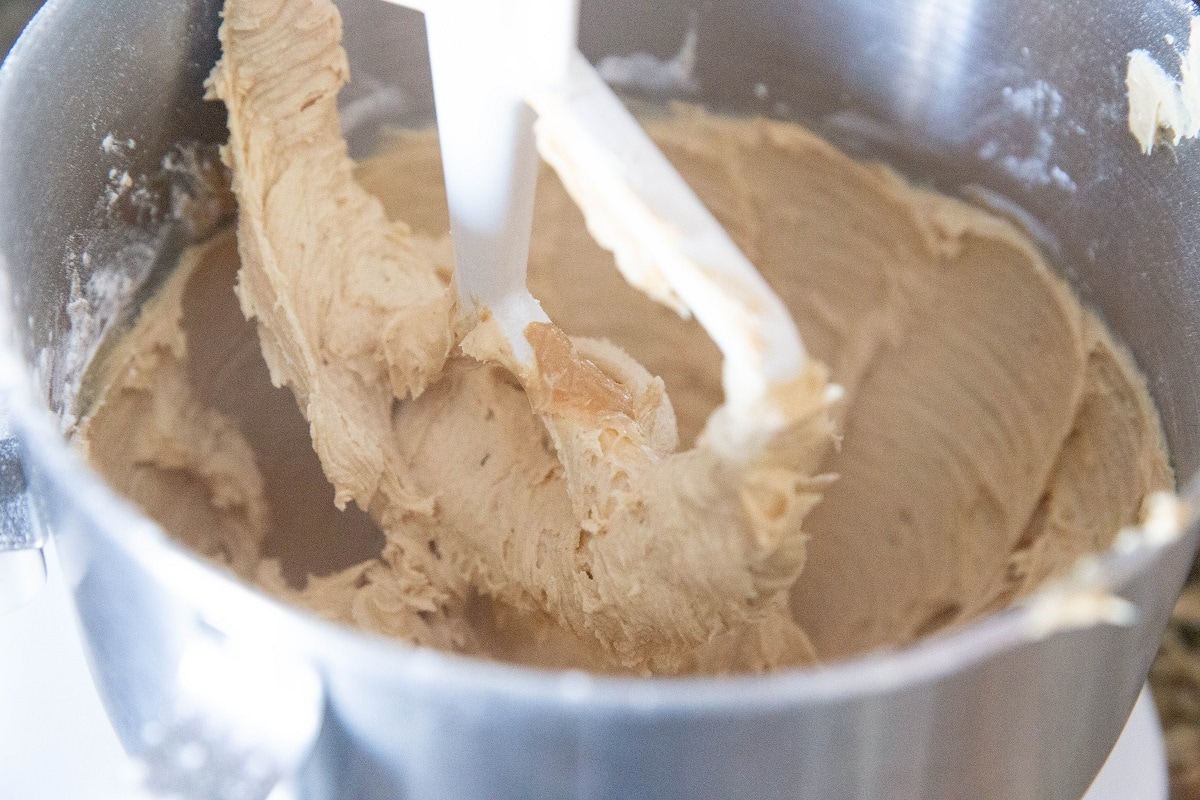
[{"x1": 75, "y1": 0, "x2": 1172, "y2": 674}]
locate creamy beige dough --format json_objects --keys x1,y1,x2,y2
[{"x1": 76, "y1": 0, "x2": 1172, "y2": 674}]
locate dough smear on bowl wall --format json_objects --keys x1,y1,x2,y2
[{"x1": 75, "y1": 0, "x2": 1171, "y2": 675}]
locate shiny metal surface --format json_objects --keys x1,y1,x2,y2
[
  {"x1": 0, "y1": 432, "x2": 43, "y2": 613},
  {"x1": 0, "y1": 0, "x2": 1198, "y2": 798},
  {"x1": 0, "y1": 437, "x2": 36, "y2": 550}
]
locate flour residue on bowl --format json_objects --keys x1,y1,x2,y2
[{"x1": 1126, "y1": 17, "x2": 1200, "y2": 154}]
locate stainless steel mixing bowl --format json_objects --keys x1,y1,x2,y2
[{"x1": 1, "y1": 1, "x2": 1199, "y2": 798}]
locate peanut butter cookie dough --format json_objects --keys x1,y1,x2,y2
[{"x1": 76, "y1": 0, "x2": 1171, "y2": 675}]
